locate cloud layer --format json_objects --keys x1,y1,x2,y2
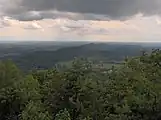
[
  {"x1": 1, "y1": 0, "x2": 161, "y2": 21},
  {"x1": 1, "y1": 14, "x2": 161, "y2": 42},
  {"x1": 0, "y1": 0, "x2": 161, "y2": 42}
]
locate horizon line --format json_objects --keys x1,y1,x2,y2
[{"x1": 0, "y1": 40, "x2": 161, "y2": 43}]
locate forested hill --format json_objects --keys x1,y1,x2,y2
[
  {"x1": 3, "y1": 43, "x2": 149, "y2": 70},
  {"x1": 1, "y1": 49, "x2": 161, "y2": 119},
  {"x1": 0, "y1": 42, "x2": 159, "y2": 71}
]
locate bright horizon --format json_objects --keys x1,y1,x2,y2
[{"x1": 1, "y1": 0, "x2": 161, "y2": 42}]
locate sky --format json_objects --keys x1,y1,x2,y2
[{"x1": 0, "y1": 0, "x2": 161, "y2": 42}]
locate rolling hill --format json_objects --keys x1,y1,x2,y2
[
  {"x1": 0, "y1": 42, "x2": 158, "y2": 70},
  {"x1": 7, "y1": 43, "x2": 144, "y2": 70}
]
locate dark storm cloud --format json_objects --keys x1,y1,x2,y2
[
  {"x1": 20, "y1": 0, "x2": 161, "y2": 16},
  {"x1": 10, "y1": 10, "x2": 111, "y2": 21},
  {"x1": 13, "y1": 11, "x2": 43, "y2": 21},
  {"x1": 3, "y1": 0, "x2": 161, "y2": 21}
]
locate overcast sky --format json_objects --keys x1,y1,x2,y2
[{"x1": 0, "y1": 0, "x2": 161, "y2": 42}]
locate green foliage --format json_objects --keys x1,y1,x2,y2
[
  {"x1": 55, "y1": 109, "x2": 71, "y2": 120},
  {"x1": 21, "y1": 101, "x2": 52, "y2": 120},
  {"x1": 102, "y1": 50, "x2": 161, "y2": 119},
  {"x1": 0, "y1": 60, "x2": 21, "y2": 120},
  {"x1": 16, "y1": 75, "x2": 41, "y2": 106},
  {"x1": 1, "y1": 49, "x2": 161, "y2": 120},
  {"x1": 0, "y1": 60, "x2": 21, "y2": 88}
]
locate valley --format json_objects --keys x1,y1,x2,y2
[{"x1": 0, "y1": 41, "x2": 159, "y2": 71}]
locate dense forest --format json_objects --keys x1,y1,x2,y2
[{"x1": 1, "y1": 49, "x2": 161, "y2": 120}]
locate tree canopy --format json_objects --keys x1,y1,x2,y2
[{"x1": 0, "y1": 50, "x2": 161, "y2": 120}]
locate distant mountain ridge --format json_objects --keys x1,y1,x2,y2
[
  {"x1": 8, "y1": 43, "x2": 144, "y2": 70},
  {"x1": 0, "y1": 42, "x2": 158, "y2": 70}
]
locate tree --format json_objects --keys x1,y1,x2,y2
[
  {"x1": 102, "y1": 50, "x2": 161, "y2": 120},
  {"x1": 55, "y1": 109, "x2": 71, "y2": 120},
  {"x1": 0, "y1": 60, "x2": 21, "y2": 120},
  {"x1": 1, "y1": 49, "x2": 161, "y2": 120},
  {"x1": 21, "y1": 101, "x2": 52, "y2": 120}
]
